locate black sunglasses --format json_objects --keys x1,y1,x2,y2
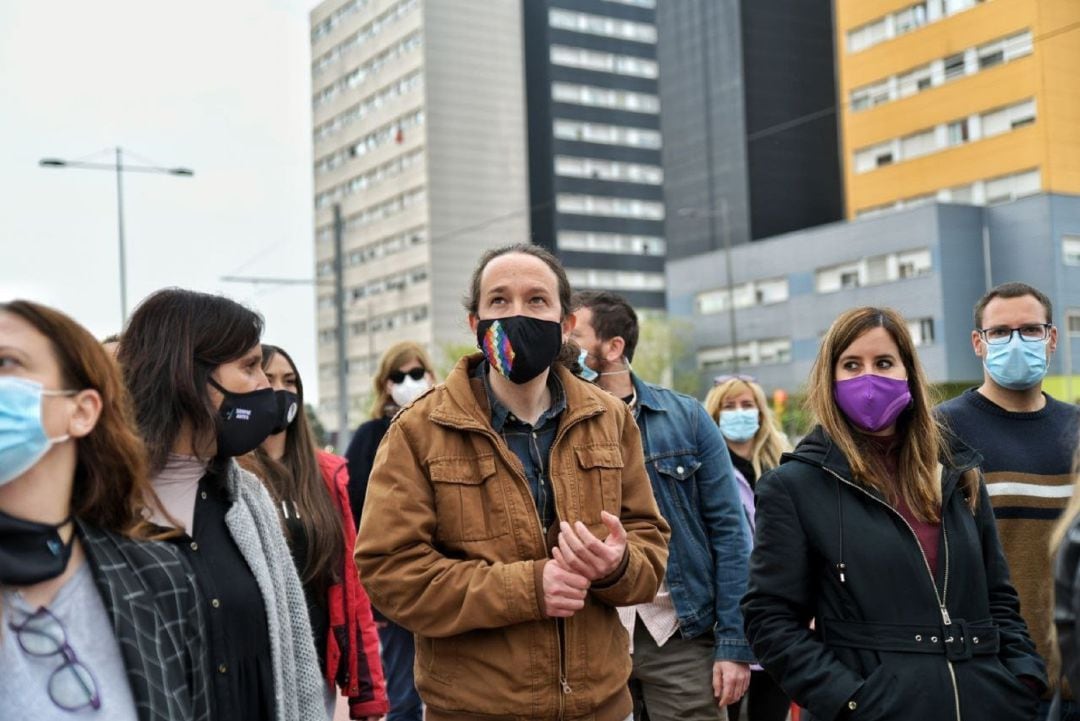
[{"x1": 388, "y1": 367, "x2": 427, "y2": 384}]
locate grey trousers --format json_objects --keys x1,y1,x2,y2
[{"x1": 628, "y1": 624, "x2": 727, "y2": 721}]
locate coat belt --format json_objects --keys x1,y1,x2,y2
[{"x1": 821, "y1": 618, "x2": 999, "y2": 661}]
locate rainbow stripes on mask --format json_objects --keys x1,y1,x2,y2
[{"x1": 482, "y1": 320, "x2": 516, "y2": 376}]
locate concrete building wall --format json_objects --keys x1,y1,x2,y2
[{"x1": 424, "y1": 0, "x2": 531, "y2": 349}]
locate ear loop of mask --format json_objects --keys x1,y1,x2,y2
[{"x1": 41, "y1": 388, "x2": 78, "y2": 445}]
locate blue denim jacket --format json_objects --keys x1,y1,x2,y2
[{"x1": 631, "y1": 375, "x2": 754, "y2": 662}]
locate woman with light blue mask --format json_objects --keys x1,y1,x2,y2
[
  {"x1": 0, "y1": 299, "x2": 210, "y2": 721},
  {"x1": 703, "y1": 375, "x2": 792, "y2": 721}
]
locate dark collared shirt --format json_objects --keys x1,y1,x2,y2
[{"x1": 475, "y1": 362, "x2": 566, "y2": 534}]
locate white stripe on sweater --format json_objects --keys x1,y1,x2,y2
[{"x1": 986, "y1": 481, "x2": 1074, "y2": 499}]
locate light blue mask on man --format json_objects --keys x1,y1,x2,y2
[
  {"x1": 576, "y1": 348, "x2": 599, "y2": 383},
  {"x1": 0, "y1": 377, "x2": 75, "y2": 486},
  {"x1": 718, "y1": 409, "x2": 760, "y2": 443},
  {"x1": 983, "y1": 335, "x2": 1049, "y2": 391}
]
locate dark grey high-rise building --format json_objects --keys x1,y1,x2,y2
[
  {"x1": 658, "y1": 0, "x2": 844, "y2": 260},
  {"x1": 523, "y1": 0, "x2": 666, "y2": 309}
]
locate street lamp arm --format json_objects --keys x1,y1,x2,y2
[{"x1": 39, "y1": 159, "x2": 194, "y2": 176}]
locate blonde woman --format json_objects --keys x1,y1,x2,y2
[
  {"x1": 742, "y1": 307, "x2": 1045, "y2": 720},
  {"x1": 704, "y1": 376, "x2": 791, "y2": 721},
  {"x1": 343, "y1": 340, "x2": 435, "y2": 721}
]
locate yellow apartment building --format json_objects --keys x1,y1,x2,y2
[{"x1": 834, "y1": 0, "x2": 1080, "y2": 217}]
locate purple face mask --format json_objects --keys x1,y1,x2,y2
[{"x1": 834, "y1": 375, "x2": 913, "y2": 433}]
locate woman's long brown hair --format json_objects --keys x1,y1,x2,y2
[
  {"x1": 241, "y1": 345, "x2": 343, "y2": 596},
  {"x1": 806, "y1": 307, "x2": 976, "y2": 522},
  {"x1": 2, "y1": 300, "x2": 154, "y2": 538}
]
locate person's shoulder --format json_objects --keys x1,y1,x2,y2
[
  {"x1": 936, "y1": 388, "x2": 980, "y2": 417},
  {"x1": 80, "y1": 524, "x2": 196, "y2": 593},
  {"x1": 1045, "y1": 394, "x2": 1080, "y2": 421}
]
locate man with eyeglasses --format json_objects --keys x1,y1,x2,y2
[{"x1": 938, "y1": 281, "x2": 1080, "y2": 720}]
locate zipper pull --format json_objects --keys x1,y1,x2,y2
[
  {"x1": 836, "y1": 562, "x2": 847, "y2": 584},
  {"x1": 941, "y1": 605, "x2": 952, "y2": 626},
  {"x1": 560, "y1": 676, "x2": 573, "y2": 695}
]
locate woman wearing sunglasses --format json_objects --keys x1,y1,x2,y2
[
  {"x1": 742, "y1": 307, "x2": 1046, "y2": 720},
  {"x1": 0, "y1": 300, "x2": 209, "y2": 721},
  {"x1": 118, "y1": 289, "x2": 324, "y2": 721},
  {"x1": 344, "y1": 340, "x2": 435, "y2": 721},
  {"x1": 241, "y1": 345, "x2": 387, "y2": 720},
  {"x1": 704, "y1": 375, "x2": 791, "y2": 721}
]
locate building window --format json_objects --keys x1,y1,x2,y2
[
  {"x1": 944, "y1": 53, "x2": 967, "y2": 80},
  {"x1": 981, "y1": 99, "x2": 1036, "y2": 138},
  {"x1": 908, "y1": 317, "x2": 935, "y2": 346},
  {"x1": 901, "y1": 128, "x2": 938, "y2": 160},
  {"x1": 551, "y1": 83, "x2": 660, "y2": 114},
  {"x1": 566, "y1": 269, "x2": 665, "y2": 291},
  {"x1": 554, "y1": 156, "x2": 663, "y2": 185},
  {"x1": 550, "y1": 45, "x2": 659, "y2": 78},
  {"x1": 548, "y1": 8, "x2": 657, "y2": 43},
  {"x1": 894, "y1": 3, "x2": 928, "y2": 35},
  {"x1": 556, "y1": 194, "x2": 665, "y2": 220},
  {"x1": 846, "y1": 0, "x2": 986, "y2": 54},
  {"x1": 1067, "y1": 310, "x2": 1080, "y2": 336},
  {"x1": 851, "y1": 80, "x2": 892, "y2": 111},
  {"x1": 553, "y1": 120, "x2": 662, "y2": 149},
  {"x1": 557, "y1": 231, "x2": 666, "y2": 256},
  {"x1": 1063, "y1": 236, "x2": 1080, "y2": 266},
  {"x1": 947, "y1": 119, "x2": 970, "y2": 146},
  {"x1": 816, "y1": 249, "x2": 932, "y2": 293},
  {"x1": 696, "y1": 278, "x2": 789, "y2": 315},
  {"x1": 897, "y1": 65, "x2": 933, "y2": 98},
  {"x1": 697, "y1": 339, "x2": 792, "y2": 372},
  {"x1": 600, "y1": 0, "x2": 656, "y2": 6}
]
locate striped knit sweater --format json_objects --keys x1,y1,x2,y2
[{"x1": 938, "y1": 388, "x2": 1080, "y2": 697}]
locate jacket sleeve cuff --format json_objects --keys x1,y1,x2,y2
[
  {"x1": 533, "y1": 559, "x2": 549, "y2": 618},
  {"x1": 349, "y1": 698, "x2": 390, "y2": 717},
  {"x1": 713, "y1": 639, "x2": 756, "y2": 663},
  {"x1": 592, "y1": 548, "x2": 630, "y2": 590}
]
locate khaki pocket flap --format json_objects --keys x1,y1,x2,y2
[
  {"x1": 428, "y1": 454, "x2": 497, "y2": 485},
  {"x1": 574, "y1": 444, "x2": 624, "y2": 470}
]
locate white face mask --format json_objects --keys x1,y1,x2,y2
[{"x1": 390, "y1": 375, "x2": 431, "y2": 407}]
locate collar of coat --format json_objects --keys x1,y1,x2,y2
[{"x1": 428, "y1": 353, "x2": 608, "y2": 435}]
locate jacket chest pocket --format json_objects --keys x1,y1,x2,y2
[
  {"x1": 429, "y1": 454, "x2": 509, "y2": 542},
  {"x1": 574, "y1": 443, "x2": 624, "y2": 524},
  {"x1": 653, "y1": 455, "x2": 703, "y2": 509}
]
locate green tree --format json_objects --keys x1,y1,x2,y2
[
  {"x1": 632, "y1": 314, "x2": 697, "y2": 396},
  {"x1": 437, "y1": 341, "x2": 478, "y2": 380}
]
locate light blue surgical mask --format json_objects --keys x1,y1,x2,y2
[
  {"x1": 983, "y1": 335, "x2": 1049, "y2": 391},
  {"x1": 719, "y1": 409, "x2": 760, "y2": 443},
  {"x1": 576, "y1": 348, "x2": 599, "y2": 383},
  {"x1": 0, "y1": 377, "x2": 75, "y2": 486}
]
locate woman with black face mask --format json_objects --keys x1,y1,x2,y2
[
  {"x1": 0, "y1": 300, "x2": 209, "y2": 721},
  {"x1": 240, "y1": 345, "x2": 387, "y2": 721},
  {"x1": 118, "y1": 289, "x2": 324, "y2": 721}
]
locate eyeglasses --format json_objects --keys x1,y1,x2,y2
[
  {"x1": 977, "y1": 324, "x2": 1052, "y2": 345},
  {"x1": 713, "y1": 374, "x2": 757, "y2": 386},
  {"x1": 8, "y1": 606, "x2": 101, "y2": 711},
  {"x1": 388, "y1": 367, "x2": 426, "y2": 384}
]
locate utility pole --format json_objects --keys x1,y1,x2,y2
[{"x1": 333, "y1": 203, "x2": 350, "y2": 452}]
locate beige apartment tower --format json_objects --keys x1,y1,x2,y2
[{"x1": 309, "y1": 0, "x2": 530, "y2": 434}]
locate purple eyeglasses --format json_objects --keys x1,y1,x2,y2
[{"x1": 8, "y1": 606, "x2": 101, "y2": 711}]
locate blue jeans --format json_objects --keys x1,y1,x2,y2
[{"x1": 379, "y1": 621, "x2": 422, "y2": 721}]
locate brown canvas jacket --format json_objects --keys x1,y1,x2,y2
[{"x1": 356, "y1": 354, "x2": 670, "y2": 721}]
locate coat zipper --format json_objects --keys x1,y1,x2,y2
[{"x1": 823, "y1": 467, "x2": 960, "y2": 721}]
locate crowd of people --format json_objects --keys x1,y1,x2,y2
[{"x1": 1, "y1": 242, "x2": 1078, "y2": 721}]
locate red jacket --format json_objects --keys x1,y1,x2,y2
[{"x1": 317, "y1": 450, "x2": 388, "y2": 718}]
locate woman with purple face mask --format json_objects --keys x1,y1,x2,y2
[{"x1": 742, "y1": 307, "x2": 1046, "y2": 721}]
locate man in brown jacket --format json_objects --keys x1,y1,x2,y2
[{"x1": 356, "y1": 243, "x2": 670, "y2": 721}]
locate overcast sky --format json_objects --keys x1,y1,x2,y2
[{"x1": 0, "y1": 0, "x2": 323, "y2": 395}]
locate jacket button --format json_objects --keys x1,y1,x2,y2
[
  {"x1": 211, "y1": 598, "x2": 221, "y2": 609},
  {"x1": 218, "y1": 664, "x2": 228, "y2": 674},
  {"x1": 973, "y1": 636, "x2": 979, "y2": 644},
  {"x1": 915, "y1": 634, "x2": 922, "y2": 642},
  {"x1": 676, "y1": 466, "x2": 685, "y2": 474},
  {"x1": 848, "y1": 701, "x2": 858, "y2": 710},
  {"x1": 190, "y1": 541, "x2": 199, "y2": 551},
  {"x1": 931, "y1": 636, "x2": 938, "y2": 643}
]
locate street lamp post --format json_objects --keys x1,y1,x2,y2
[
  {"x1": 39, "y1": 147, "x2": 194, "y2": 326},
  {"x1": 678, "y1": 200, "x2": 740, "y2": 373}
]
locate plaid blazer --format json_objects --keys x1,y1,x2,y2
[{"x1": 77, "y1": 520, "x2": 212, "y2": 721}]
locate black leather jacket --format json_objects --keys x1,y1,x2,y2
[{"x1": 1054, "y1": 511, "x2": 1080, "y2": 714}]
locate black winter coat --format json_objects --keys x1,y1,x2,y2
[{"x1": 742, "y1": 427, "x2": 1046, "y2": 721}]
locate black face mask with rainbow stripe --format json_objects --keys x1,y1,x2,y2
[{"x1": 476, "y1": 315, "x2": 563, "y2": 385}]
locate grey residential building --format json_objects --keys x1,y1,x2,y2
[
  {"x1": 309, "y1": 0, "x2": 530, "y2": 432},
  {"x1": 667, "y1": 193, "x2": 1080, "y2": 402},
  {"x1": 523, "y1": 0, "x2": 667, "y2": 310},
  {"x1": 657, "y1": 0, "x2": 844, "y2": 260}
]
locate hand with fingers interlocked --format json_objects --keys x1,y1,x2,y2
[{"x1": 552, "y1": 511, "x2": 628, "y2": 583}]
